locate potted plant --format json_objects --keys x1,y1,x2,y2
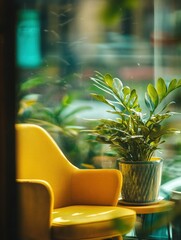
[{"x1": 87, "y1": 71, "x2": 181, "y2": 204}]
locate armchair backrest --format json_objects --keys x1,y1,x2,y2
[{"x1": 16, "y1": 124, "x2": 77, "y2": 208}]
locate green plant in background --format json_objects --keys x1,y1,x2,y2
[
  {"x1": 17, "y1": 74, "x2": 94, "y2": 167},
  {"x1": 18, "y1": 93, "x2": 92, "y2": 167},
  {"x1": 100, "y1": 0, "x2": 138, "y2": 26},
  {"x1": 18, "y1": 94, "x2": 87, "y2": 137},
  {"x1": 86, "y1": 71, "x2": 181, "y2": 162}
]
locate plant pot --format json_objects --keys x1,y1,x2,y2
[{"x1": 118, "y1": 158, "x2": 163, "y2": 204}]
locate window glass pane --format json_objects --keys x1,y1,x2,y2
[
  {"x1": 16, "y1": 0, "x2": 181, "y2": 182},
  {"x1": 154, "y1": 0, "x2": 181, "y2": 185}
]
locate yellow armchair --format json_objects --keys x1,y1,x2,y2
[{"x1": 16, "y1": 124, "x2": 136, "y2": 240}]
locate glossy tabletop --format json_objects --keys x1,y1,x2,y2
[{"x1": 118, "y1": 200, "x2": 175, "y2": 214}]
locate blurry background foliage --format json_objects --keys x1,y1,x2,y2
[
  {"x1": 16, "y1": 0, "x2": 141, "y2": 169},
  {"x1": 100, "y1": 0, "x2": 139, "y2": 26},
  {"x1": 17, "y1": 74, "x2": 96, "y2": 168},
  {"x1": 16, "y1": 0, "x2": 181, "y2": 180}
]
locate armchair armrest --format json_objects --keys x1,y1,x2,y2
[
  {"x1": 17, "y1": 179, "x2": 53, "y2": 240},
  {"x1": 71, "y1": 169, "x2": 122, "y2": 206}
]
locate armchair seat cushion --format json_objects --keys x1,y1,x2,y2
[{"x1": 52, "y1": 205, "x2": 136, "y2": 240}]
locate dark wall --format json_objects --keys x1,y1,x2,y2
[{"x1": 0, "y1": 1, "x2": 17, "y2": 240}]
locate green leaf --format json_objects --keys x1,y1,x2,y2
[
  {"x1": 156, "y1": 78, "x2": 167, "y2": 101},
  {"x1": 128, "y1": 89, "x2": 138, "y2": 106},
  {"x1": 91, "y1": 77, "x2": 113, "y2": 96},
  {"x1": 122, "y1": 86, "x2": 131, "y2": 96},
  {"x1": 177, "y1": 79, "x2": 181, "y2": 87},
  {"x1": 62, "y1": 95, "x2": 72, "y2": 106},
  {"x1": 160, "y1": 101, "x2": 175, "y2": 113},
  {"x1": 122, "y1": 86, "x2": 131, "y2": 103},
  {"x1": 112, "y1": 77, "x2": 123, "y2": 93},
  {"x1": 20, "y1": 77, "x2": 44, "y2": 91},
  {"x1": 91, "y1": 93, "x2": 117, "y2": 110},
  {"x1": 145, "y1": 92, "x2": 154, "y2": 112},
  {"x1": 90, "y1": 93, "x2": 107, "y2": 103},
  {"x1": 95, "y1": 71, "x2": 104, "y2": 79},
  {"x1": 168, "y1": 79, "x2": 177, "y2": 93},
  {"x1": 104, "y1": 74, "x2": 113, "y2": 87},
  {"x1": 147, "y1": 84, "x2": 159, "y2": 110}
]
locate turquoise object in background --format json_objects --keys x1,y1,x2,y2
[{"x1": 16, "y1": 10, "x2": 42, "y2": 68}]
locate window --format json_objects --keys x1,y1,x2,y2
[{"x1": 16, "y1": 0, "x2": 181, "y2": 180}]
